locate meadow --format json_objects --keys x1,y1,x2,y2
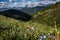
[{"x1": 0, "y1": 2, "x2": 60, "y2": 40}]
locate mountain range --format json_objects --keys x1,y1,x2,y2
[{"x1": 0, "y1": 1, "x2": 57, "y2": 12}]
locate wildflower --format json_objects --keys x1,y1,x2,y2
[
  {"x1": 48, "y1": 33, "x2": 50, "y2": 36},
  {"x1": 43, "y1": 35, "x2": 46, "y2": 38},
  {"x1": 57, "y1": 31, "x2": 60, "y2": 35},
  {"x1": 39, "y1": 36, "x2": 43, "y2": 40},
  {"x1": 26, "y1": 25, "x2": 30, "y2": 30},
  {"x1": 39, "y1": 36, "x2": 42, "y2": 39},
  {"x1": 39, "y1": 39, "x2": 42, "y2": 40},
  {"x1": 31, "y1": 27, "x2": 35, "y2": 31},
  {"x1": 27, "y1": 26, "x2": 35, "y2": 31},
  {"x1": 40, "y1": 36, "x2": 43, "y2": 39}
]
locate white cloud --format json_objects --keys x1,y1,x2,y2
[
  {"x1": 9, "y1": 0, "x2": 14, "y2": 3},
  {"x1": 0, "y1": 0, "x2": 60, "y2": 8}
]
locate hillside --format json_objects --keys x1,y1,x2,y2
[
  {"x1": 0, "y1": 2, "x2": 60, "y2": 40},
  {"x1": 0, "y1": 9, "x2": 31, "y2": 21},
  {"x1": 33, "y1": 2, "x2": 60, "y2": 27}
]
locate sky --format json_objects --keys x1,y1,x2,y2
[
  {"x1": 0, "y1": 0, "x2": 60, "y2": 8},
  {"x1": 0, "y1": 0, "x2": 57, "y2": 2}
]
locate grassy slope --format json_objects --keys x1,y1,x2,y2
[
  {"x1": 0, "y1": 2, "x2": 60, "y2": 40},
  {"x1": 33, "y1": 2, "x2": 60, "y2": 27}
]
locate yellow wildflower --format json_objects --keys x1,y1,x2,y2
[
  {"x1": 50, "y1": 31, "x2": 53, "y2": 33},
  {"x1": 57, "y1": 31, "x2": 60, "y2": 35}
]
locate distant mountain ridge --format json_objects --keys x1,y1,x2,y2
[
  {"x1": 20, "y1": 6, "x2": 45, "y2": 15},
  {"x1": 0, "y1": 9, "x2": 31, "y2": 21},
  {"x1": 0, "y1": 3, "x2": 52, "y2": 12}
]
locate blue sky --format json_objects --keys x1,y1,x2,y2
[
  {"x1": 0, "y1": 0, "x2": 57, "y2": 2},
  {"x1": 0, "y1": 0, "x2": 39, "y2": 1},
  {"x1": 0, "y1": 0, "x2": 38, "y2": 1}
]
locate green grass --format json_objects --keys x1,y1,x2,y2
[{"x1": 0, "y1": 15, "x2": 56, "y2": 40}]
